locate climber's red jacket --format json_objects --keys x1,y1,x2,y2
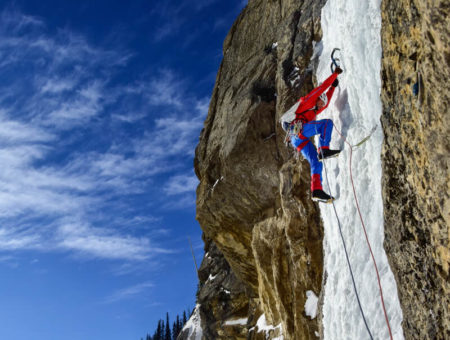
[{"x1": 295, "y1": 72, "x2": 339, "y2": 123}]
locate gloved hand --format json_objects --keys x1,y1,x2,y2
[
  {"x1": 334, "y1": 67, "x2": 343, "y2": 74},
  {"x1": 332, "y1": 79, "x2": 339, "y2": 87}
]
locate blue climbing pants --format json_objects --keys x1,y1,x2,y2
[{"x1": 290, "y1": 119, "x2": 334, "y2": 190}]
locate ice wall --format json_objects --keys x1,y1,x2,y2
[{"x1": 316, "y1": 0, "x2": 404, "y2": 338}]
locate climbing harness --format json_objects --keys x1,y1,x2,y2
[
  {"x1": 281, "y1": 107, "x2": 315, "y2": 147},
  {"x1": 284, "y1": 120, "x2": 303, "y2": 144}
]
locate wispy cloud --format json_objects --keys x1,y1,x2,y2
[
  {"x1": 0, "y1": 110, "x2": 55, "y2": 144},
  {"x1": 154, "y1": 20, "x2": 184, "y2": 42},
  {"x1": 150, "y1": 2, "x2": 186, "y2": 42},
  {"x1": 0, "y1": 255, "x2": 20, "y2": 268},
  {"x1": 161, "y1": 172, "x2": 198, "y2": 209},
  {"x1": 145, "y1": 70, "x2": 185, "y2": 109},
  {"x1": 103, "y1": 281, "x2": 154, "y2": 303},
  {"x1": 162, "y1": 193, "x2": 197, "y2": 210},
  {"x1": 0, "y1": 6, "x2": 45, "y2": 33},
  {"x1": 56, "y1": 223, "x2": 161, "y2": 261},
  {"x1": 0, "y1": 227, "x2": 41, "y2": 251},
  {"x1": 192, "y1": 0, "x2": 220, "y2": 11},
  {"x1": 40, "y1": 77, "x2": 78, "y2": 94},
  {"x1": 150, "y1": 0, "x2": 222, "y2": 42},
  {"x1": 164, "y1": 174, "x2": 198, "y2": 196},
  {"x1": 0, "y1": 8, "x2": 206, "y2": 262}
]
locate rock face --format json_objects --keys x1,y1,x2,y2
[
  {"x1": 190, "y1": 0, "x2": 449, "y2": 339},
  {"x1": 196, "y1": 236, "x2": 250, "y2": 339},
  {"x1": 380, "y1": 1, "x2": 449, "y2": 339},
  {"x1": 194, "y1": 0, "x2": 327, "y2": 339}
]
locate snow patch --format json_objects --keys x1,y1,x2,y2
[
  {"x1": 211, "y1": 176, "x2": 224, "y2": 194},
  {"x1": 256, "y1": 314, "x2": 279, "y2": 332},
  {"x1": 224, "y1": 317, "x2": 247, "y2": 326},
  {"x1": 248, "y1": 314, "x2": 283, "y2": 338},
  {"x1": 180, "y1": 304, "x2": 203, "y2": 340},
  {"x1": 304, "y1": 290, "x2": 319, "y2": 319}
]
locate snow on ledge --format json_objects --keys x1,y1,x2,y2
[
  {"x1": 248, "y1": 314, "x2": 283, "y2": 338},
  {"x1": 224, "y1": 317, "x2": 247, "y2": 326},
  {"x1": 305, "y1": 290, "x2": 319, "y2": 319}
]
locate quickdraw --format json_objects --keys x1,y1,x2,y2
[{"x1": 352, "y1": 125, "x2": 377, "y2": 149}]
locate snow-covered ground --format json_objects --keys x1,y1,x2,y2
[
  {"x1": 179, "y1": 305, "x2": 203, "y2": 340},
  {"x1": 316, "y1": 0, "x2": 404, "y2": 339}
]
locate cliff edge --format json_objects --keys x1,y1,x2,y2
[{"x1": 194, "y1": 0, "x2": 326, "y2": 338}]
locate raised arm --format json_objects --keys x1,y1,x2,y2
[
  {"x1": 303, "y1": 72, "x2": 339, "y2": 104},
  {"x1": 295, "y1": 68, "x2": 343, "y2": 117}
]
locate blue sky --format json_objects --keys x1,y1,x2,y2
[{"x1": 0, "y1": 1, "x2": 246, "y2": 339}]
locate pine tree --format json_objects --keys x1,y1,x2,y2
[
  {"x1": 152, "y1": 324, "x2": 157, "y2": 340},
  {"x1": 172, "y1": 314, "x2": 182, "y2": 338},
  {"x1": 161, "y1": 319, "x2": 164, "y2": 340},
  {"x1": 178, "y1": 315, "x2": 183, "y2": 335},
  {"x1": 142, "y1": 309, "x2": 194, "y2": 340},
  {"x1": 165, "y1": 313, "x2": 171, "y2": 340},
  {"x1": 154, "y1": 320, "x2": 164, "y2": 340}
]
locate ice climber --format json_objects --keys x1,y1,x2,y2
[{"x1": 282, "y1": 67, "x2": 343, "y2": 203}]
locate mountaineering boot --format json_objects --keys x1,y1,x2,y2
[
  {"x1": 318, "y1": 149, "x2": 341, "y2": 161},
  {"x1": 312, "y1": 189, "x2": 335, "y2": 203}
]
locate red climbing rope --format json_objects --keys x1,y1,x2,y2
[{"x1": 334, "y1": 125, "x2": 394, "y2": 340}]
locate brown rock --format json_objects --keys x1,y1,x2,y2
[
  {"x1": 381, "y1": 0, "x2": 450, "y2": 338},
  {"x1": 194, "y1": 0, "x2": 327, "y2": 339}
]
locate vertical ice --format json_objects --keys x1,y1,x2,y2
[{"x1": 316, "y1": 0, "x2": 405, "y2": 339}]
